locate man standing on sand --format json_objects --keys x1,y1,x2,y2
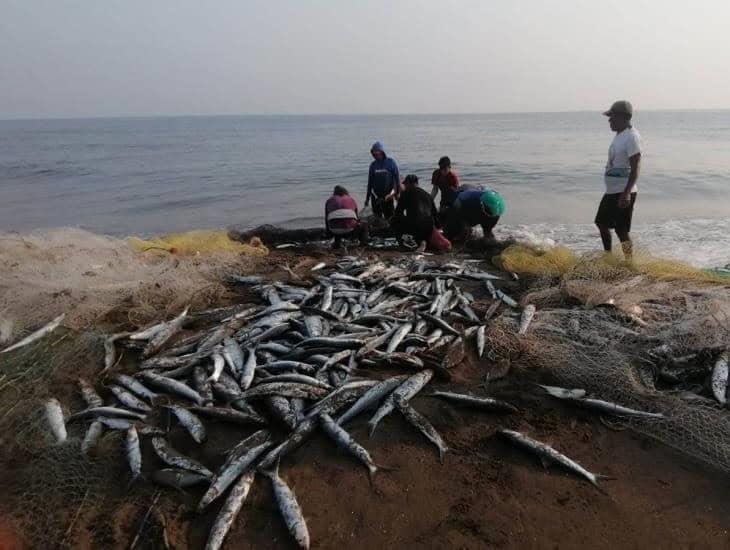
[
  {"x1": 365, "y1": 141, "x2": 400, "y2": 219},
  {"x1": 595, "y1": 100, "x2": 642, "y2": 258}
]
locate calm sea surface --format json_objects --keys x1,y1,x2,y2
[{"x1": 0, "y1": 112, "x2": 728, "y2": 265}]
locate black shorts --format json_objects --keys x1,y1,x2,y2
[{"x1": 595, "y1": 192, "x2": 637, "y2": 232}]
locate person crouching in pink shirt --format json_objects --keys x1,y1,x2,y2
[{"x1": 325, "y1": 185, "x2": 369, "y2": 249}]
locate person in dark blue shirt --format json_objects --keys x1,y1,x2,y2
[
  {"x1": 365, "y1": 141, "x2": 401, "y2": 219},
  {"x1": 444, "y1": 187, "x2": 505, "y2": 242}
]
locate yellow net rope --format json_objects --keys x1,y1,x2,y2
[
  {"x1": 498, "y1": 244, "x2": 729, "y2": 284},
  {"x1": 128, "y1": 230, "x2": 268, "y2": 257}
]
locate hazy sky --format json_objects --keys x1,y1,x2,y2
[{"x1": 2, "y1": 0, "x2": 729, "y2": 118}]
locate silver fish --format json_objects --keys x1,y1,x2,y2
[
  {"x1": 222, "y1": 337, "x2": 244, "y2": 376},
  {"x1": 109, "y1": 385, "x2": 152, "y2": 412},
  {"x1": 68, "y1": 406, "x2": 146, "y2": 422},
  {"x1": 539, "y1": 385, "x2": 587, "y2": 400},
  {"x1": 143, "y1": 306, "x2": 190, "y2": 358},
  {"x1": 368, "y1": 370, "x2": 434, "y2": 436},
  {"x1": 241, "y1": 382, "x2": 328, "y2": 400},
  {"x1": 191, "y1": 366, "x2": 214, "y2": 404},
  {"x1": 476, "y1": 325, "x2": 486, "y2": 358},
  {"x1": 204, "y1": 471, "x2": 256, "y2": 550},
  {"x1": 711, "y1": 352, "x2": 729, "y2": 405},
  {"x1": 518, "y1": 304, "x2": 536, "y2": 335},
  {"x1": 208, "y1": 353, "x2": 226, "y2": 383},
  {"x1": 78, "y1": 378, "x2": 104, "y2": 408},
  {"x1": 394, "y1": 396, "x2": 449, "y2": 463},
  {"x1": 128, "y1": 320, "x2": 167, "y2": 341},
  {"x1": 137, "y1": 372, "x2": 205, "y2": 405},
  {"x1": 1, "y1": 313, "x2": 65, "y2": 354},
  {"x1": 266, "y1": 395, "x2": 298, "y2": 430},
  {"x1": 576, "y1": 398, "x2": 664, "y2": 419},
  {"x1": 110, "y1": 373, "x2": 158, "y2": 401},
  {"x1": 166, "y1": 405, "x2": 207, "y2": 443},
  {"x1": 151, "y1": 437, "x2": 213, "y2": 478},
  {"x1": 386, "y1": 322, "x2": 413, "y2": 354},
  {"x1": 319, "y1": 413, "x2": 377, "y2": 479},
  {"x1": 125, "y1": 426, "x2": 142, "y2": 477},
  {"x1": 197, "y1": 441, "x2": 270, "y2": 511},
  {"x1": 262, "y1": 462, "x2": 310, "y2": 549},
  {"x1": 240, "y1": 347, "x2": 257, "y2": 390},
  {"x1": 81, "y1": 420, "x2": 103, "y2": 455},
  {"x1": 151, "y1": 468, "x2": 210, "y2": 489},
  {"x1": 336, "y1": 375, "x2": 408, "y2": 425},
  {"x1": 430, "y1": 391, "x2": 518, "y2": 413},
  {"x1": 45, "y1": 398, "x2": 67, "y2": 444},
  {"x1": 498, "y1": 429, "x2": 610, "y2": 487}
]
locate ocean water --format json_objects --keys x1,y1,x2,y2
[{"x1": 0, "y1": 112, "x2": 728, "y2": 266}]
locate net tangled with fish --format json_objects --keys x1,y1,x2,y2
[{"x1": 491, "y1": 244, "x2": 730, "y2": 474}]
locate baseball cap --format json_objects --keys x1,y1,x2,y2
[{"x1": 603, "y1": 100, "x2": 633, "y2": 117}]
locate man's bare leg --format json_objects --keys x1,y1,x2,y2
[
  {"x1": 616, "y1": 229, "x2": 632, "y2": 259},
  {"x1": 597, "y1": 225, "x2": 612, "y2": 252}
]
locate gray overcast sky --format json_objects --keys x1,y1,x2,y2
[{"x1": 2, "y1": 0, "x2": 729, "y2": 118}]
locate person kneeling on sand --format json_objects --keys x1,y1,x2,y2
[
  {"x1": 444, "y1": 187, "x2": 505, "y2": 242},
  {"x1": 391, "y1": 174, "x2": 440, "y2": 253},
  {"x1": 325, "y1": 185, "x2": 369, "y2": 249}
]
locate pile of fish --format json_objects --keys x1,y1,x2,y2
[{"x1": 13, "y1": 255, "x2": 670, "y2": 549}]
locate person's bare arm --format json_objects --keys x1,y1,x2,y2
[{"x1": 619, "y1": 153, "x2": 641, "y2": 208}]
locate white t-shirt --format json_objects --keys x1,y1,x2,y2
[{"x1": 604, "y1": 126, "x2": 642, "y2": 194}]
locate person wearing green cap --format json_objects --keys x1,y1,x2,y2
[
  {"x1": 443, "y1": 187, "x2": 505, "y2": 242},
  {"x1": 595, "y1": 100, "x2": 642, "y2": 257}
]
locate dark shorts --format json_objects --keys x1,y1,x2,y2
[
  {"x1": 372, "y1": 198, "x2": 395, "y2": 219},
  {"x1": 595, "y1": 192, "x2": 637, "y2": 232}
]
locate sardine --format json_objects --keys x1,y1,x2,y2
[
  {"x1": 151, "y1": 437, "x2": 213, "y2": 478},
  {"x1": 518, "y1": 304, "x2": 536, "y2": 335},
  {"x1": 368, "y1": 370, "x2": 434, "y2": 436},
  {"x1": 262, "y1": 462, "x2": 310, "y2": 549},
  {"x1": 1, "y1": 313, "x2": 65, "y2": 354},
  {"x1": 109, "y1": 385, "x2": 152, "y2": 412},
  {"x1": 337, "y1": 375, "x2": 408, "y2": 425},
  {"x1": 394, "y1": 396, "x2": 449, "y2": 463},
  {"x1": 241, "y1": 382, "x2": 328, "y2": 400},
  {"x1": 711, "y1": 352, "x2": 729, "y2": 405},
  {"x1": 142, "y1": 306, "x2": 190, "y2": 358},
  {"x1": 68, "y1": 406, "x2": 146, "y2": 422},
  {"x1": 197, "y1": 441, "x2": 270, "y2": 511},
  {"x1": 208, "y1": 353, "x2": 226, "y2": 383},
  {"x1": 204, "y1": 471, "x2": 256, "y2": 550},
  {"x1": 78, "y1": 378, "x2": 104, "y2": 408},
  {"x1": 320, "y1": 412, "x2": 377, "y2": 479},
  {"x1": 498, "y1": 429, "x2": 610, "y2": 487},
  {"x1": 166, "y1": 405, "x2": 207, "y2": 443},
  {"x1": 137, "y1": 372, "x2": 205, "y2": 405},
  {"x1": 151, "y1": 468, "x2": 210, "y2": 489},
  {"x1": 110, "y1": 373, "x2": 158, "y2": 401},
  {"x1": 476, "y1": 325, "x2": 486, "y2": 358},
  {"x1": 45, "y1": 398, "x2": 67, "y2": 444},
  {"x1": 430, "y1": 391, "x2": 518, "y2": 413},
  {"x1": 125, "y1": 426, "x2": 142, "y2": 477},
  {"x1": 189, "y1": 406, "x2": 266, "y2": 426},
  {"x1": 81, "y1": 420, "x2": 104, "y2": 455}
]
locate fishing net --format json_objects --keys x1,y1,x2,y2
[
  {"x1": 129, "y1": 230, "x2": 269, "y2": 257},
  {"x1": 491, "y1": 244, "x2": 730, "y2": 474},
  {"x1": 0, "y1": 228, "x2": 266, "y2": 336}
]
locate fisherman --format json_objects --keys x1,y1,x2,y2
[
  {"x1": 595, "y1": 100, "x2": 642, "y2": 258},
  {"x1": 365, "y1": 141, "x2": 401, "y2": 219},
  {"x1": 391, "y1": 174, "x2": 439, "y2": 253},
  {"x1": 325, "y1": 185, "x2": 369, "y2": 249},
  {"x1": 443, "y1": 187, "x2": 505, "y2": 242},
  {"x1": 430, "y1": 156, "x2": 460, "y2": 224}
]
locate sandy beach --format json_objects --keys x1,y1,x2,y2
[{"x1": 1, "y1": 229, "x2": 729, "y2": 549}]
